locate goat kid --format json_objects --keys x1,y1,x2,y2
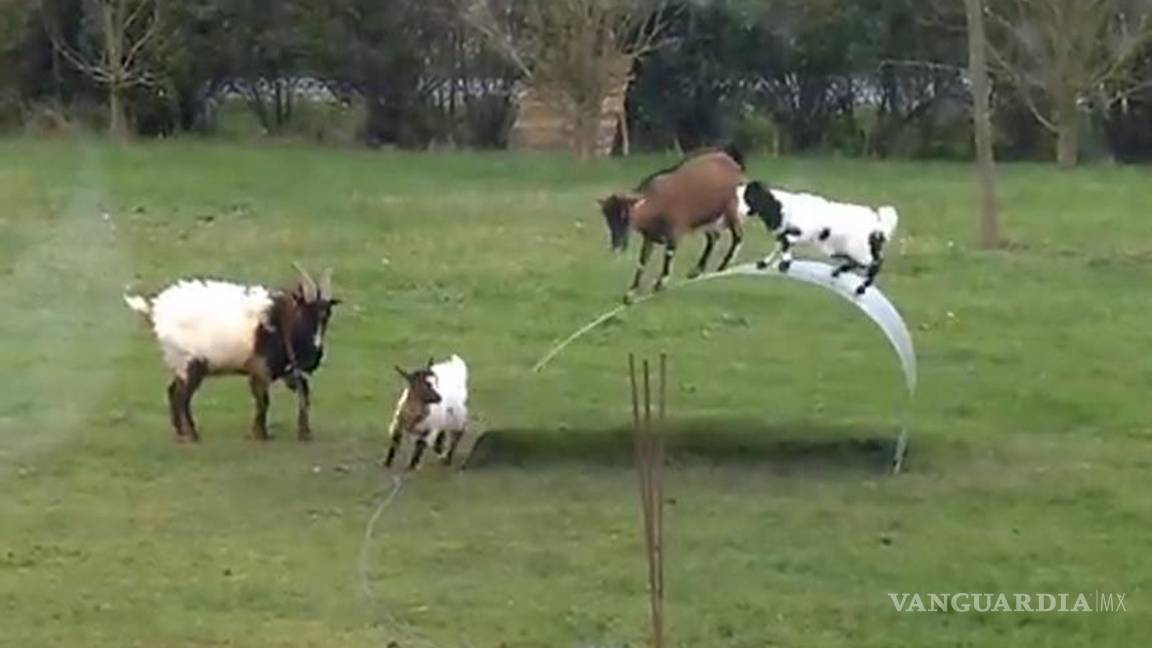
[
  {"x1": 124, "y1": 264, "x2": 339, "y2": 441},
  {"x1": 599, "y1": 149, "x2": 761, "y2": 303},
  {"x1": 385, "y1": 354, "x2": 469, "y2": 470},
  {"x1": 749, "y1": 184, "x2": 900, "y2": 295}
]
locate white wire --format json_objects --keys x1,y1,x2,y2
[{"x1": 358, "y1": 474, "x2": 405, "y2": 627}]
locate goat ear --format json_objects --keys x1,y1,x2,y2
[
  {"x1": 426, "y1": 356, "x2": 435, "y2": 368},
  {"x1": 394, "y1": 365, "x2": 409, "y2": 380}
]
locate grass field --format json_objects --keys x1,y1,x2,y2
[{"x1": 1, "y1": 138, "x2": 1150, "y2": 647}]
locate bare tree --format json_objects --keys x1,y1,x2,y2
[
  {"x1": 43, "y1": 0, "x2": 164, "y2": 138},
  {"x1": 965, "y1": 0, "x2": 1001, "y2": 247},
  {"x1": 463, "y1": 0, "x2": 668, "y2": 158},
  {"x1": 985, "y1": 0, "x2": 1152, "y2": 166}
]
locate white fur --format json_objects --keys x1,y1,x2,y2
[
  {"x1": 126, "y1": 279, "x2": 274, "y2": 379},
  {"x1": 768, "y1": 189, "x2": 899, "y2": 265},
  {"x1": 392, "y1": 354, "x2": 469, "y2": 455},
  {"x1": 124, "y1": 294, "x2": 150, "y2": 315},
  {"x1": 416, "y1": 354, "x2": 469, "y2": 449}
]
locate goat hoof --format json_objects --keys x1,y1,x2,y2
[
  {"x1": 686, "y1": 268, "x2": 703, "y2": 279},
  {"x1": 622, "y1": 292, "x2": 636, "y2": 305},
  {"x1": 777, "y1": 260, "x2": 792, "y2": 273},
  {"x1": 855, "y1": 285, "x2": 868, "y2": 296}
]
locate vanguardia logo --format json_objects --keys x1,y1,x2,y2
[{"x1": 888, "y1": 592, "x2": 1127, "y2": 613}]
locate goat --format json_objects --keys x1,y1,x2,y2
[
  {"x1": 385, "y1": 354, "x2": 469, "y2": 470},
  {"x1": 750, "y1": 185, "x2": 900, "y2": 295},
  {"x1": 599, "y1": 148, "x2": 764, "y2": 303},
  {"x1": 633, "y1": 144, "x2": 747, "y2": 192},
  {"x1": 124, "y1": 264, "x2": 340, "y2": 441}
]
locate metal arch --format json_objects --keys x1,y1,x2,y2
[
  {"x1": 533, "y1": 260, "x2": 918, "y2": 473},
  {"x1": 715, "y1": 261, "x2": 916, "y2": 394}
]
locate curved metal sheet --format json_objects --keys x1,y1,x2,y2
[
  {"x1": 715, "y1": 261, "x2": 917, "y2": 394},
  {"x1": 533, "y1": 259, "x2": 918, "y2": 472}
]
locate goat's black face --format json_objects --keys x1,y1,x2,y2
[
  {"x1": 744, "y1": 181, "x2": 784, "y2": 231},
  {"x1": 395, "y1": 365, "x2": 442, "y2": 404},
  {"x1": 291, "y1": 292, "x2": 341, "y2": 373},
  {"x1": 598, "y1": 194, "x2": 634, "y2": 252}
]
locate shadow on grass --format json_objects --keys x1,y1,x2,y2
[{"x1": 467, "y1": 418, "x2": 898, "y2": 473}]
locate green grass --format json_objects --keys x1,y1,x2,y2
[{"x1": 1, "y1": 138, "x2": 1150, "y2": 647}]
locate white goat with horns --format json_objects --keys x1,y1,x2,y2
[{"x1": 124, "y1": 263, "x2": 340, "y2": 442}]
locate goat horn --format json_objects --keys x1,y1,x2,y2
[
  {"x1": 319, "y1": 268, "x2": 333, "y2": 299},
  {"x1": 292, "y1": 261, "x2": 319, "y2": 301}
]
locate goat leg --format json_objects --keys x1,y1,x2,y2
[
  {"x1": 716, "y1": 223, "x2": 743, "y2": 271},
  {"x1": 248, "y1": 374, "x2": 271, "y2": 440},
  {"x1": 443, "y1": 428, "x2": 466, "y2": 467},
  {"x1": 756, "y1": 245, "x2": 782, "y2": 270},
  {"x1": 384, "y1": 432, "x2": 402, "y2": 468},
  {"x1": 831, "y1": 254, "x2": 858, "y2": 278},
  {"x1": 653, "y1": 242, "x2": 676, "y2": 292},
  {"x1": 776, "y1": 230, "x2": 798, "y2": 273},
  {"x1": 625, "y1": 239, "x2": 654, "y2": 304},
  {"x1": 291, "y1": 374, "x2": 312, "y2": 441},
  {"x1": 408, "y1": 438, "x2": 427, "y2": 470},
  {"x1": 857, "y1": 260, "x2": 883, "y2": 296},
  {"x1": 181, "y1": 361, "x2": 206, "y2": 442},
  {"x1": 167, "y1": 379, "x2": 186, "y2": 441},
  {"x1": 687, "y1": 231, "x2": 718, "y2": 279}
]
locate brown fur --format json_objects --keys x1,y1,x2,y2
[
  {"x1": 600, "y1": 150, "x2": 749, "y2": 300},
  {"x1": 384, "y1": 363, "x2": 443, "y2": 470},
  {"x1": 629, "y1": 151, "x2": 746, "y2": 242}
]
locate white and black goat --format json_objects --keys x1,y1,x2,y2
[
  {"x1": 748, "y1": 184, "x2": 900, "y2": 295},
  {"x1": 385, "y1": 354, "x2": 469, "y2": 470},
  {"x1": 599, "y1": 147, "x2": 768, "y2": 303},
  {"x1": 124, "y1": 264, "x2": 340, "y2": 441}
]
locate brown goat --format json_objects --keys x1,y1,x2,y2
[{"x1": 599, "y1": 150, "x2": 749, "y2": 303}]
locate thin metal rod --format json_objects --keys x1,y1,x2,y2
[
  {"x1": 631, "y1": 354, "x2": 651, "y2": 539},
  {"x1": 629, "y1": 353, "x2": 640, "y2": 428},
  {"x1": 632, "y1": 353, "x2": 667, "y2": 648},
  {"x1": 655, "y1": 353, "x2": 666, "y2": 640}
]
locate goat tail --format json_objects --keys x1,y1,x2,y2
[
  {"x1": 123, "y1": 294, "x2": 152, "y2": 319},
  {"x1": 877, "y1": 205, "x2": 899, "y2": 236},
  {"x1": 722, "y1": 143, "x2": 747, "y2": 170}
]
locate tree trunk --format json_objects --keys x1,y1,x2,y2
[
  {"x1": 1055, "y1": 106, "x2": 1080, "y2": 168},
  {"x1": 109, "y1": 84, "x2": 129, "y2": 140},
  {"x1": 103, "y1": 2, "x2": 128, "y2": 140},
  {"x1": 618, "y1": 111, "x2": 629, "y2": 156},
  {"x1": 572, "y1": 106, "x2": 597, "y2": 160},
  {"x1": 965, "y1": 0, "x2": 1001, "y2": 249}
]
